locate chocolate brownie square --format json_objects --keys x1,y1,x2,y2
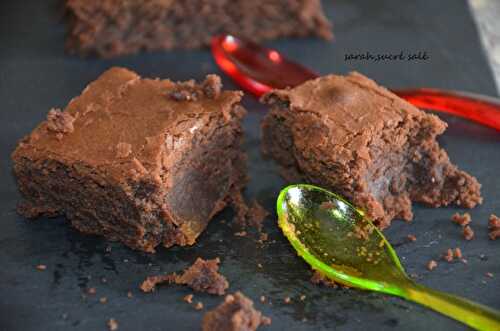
[
  {"x1": 12, "y1": 67, "x2": 247, "y2": 252},
  {"x1": 261, "y1": 72, "x2": 482, "y2": 228},
  {"x1": 64, "y1": 0, "x2": 332, "y2": 57}
]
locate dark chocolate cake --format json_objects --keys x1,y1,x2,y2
[
  {"x1": 261, "y1": 72, "x2": 482, "y2": 228},
  {"x1": 64, "y1": 0, "x2": 332, "y2": 57},
  {"x1": 12, "y1": 67, "x2": 247, "y2": 252}
]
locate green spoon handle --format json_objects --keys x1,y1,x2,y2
[{"x1": 404, "y1": 282, "x2": 500, "y2": 330}]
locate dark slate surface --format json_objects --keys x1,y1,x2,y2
[{"x1": 0, "y1": 0, "x2": 499, "y2": 330}]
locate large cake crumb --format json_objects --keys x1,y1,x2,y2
[
  {"x1": 451, "y1": 212, "x2": 471, "y2": 226},
  {"x1": 232, "y1": 196, "x2": 269, "y2": 232},
  {"x1": 246, "y1": 200, "x2": 269, "y2": 232},
  {"x1": 427, "y1": 260, "x2": 438, "y2": 271},
  {"x1": 202, "y1": 292, "x2": 271, "y2": 331},
  {"x1": 107, "y1": 318, "x2": 118, "y2": 331},
  {"x1": 489, "y1": 214, "x2": 500, "y2": 240},
  {"x1": 463, "y1": 226, "x2": 475, "y2": 241},
  {"x1": 140, "y1": 258, "x2": 228, "y2": 295}
]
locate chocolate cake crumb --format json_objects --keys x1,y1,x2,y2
[
  {"x1": 173, "y1": 258, "x2": 229, "y2": 295},
  {"x1": 140, "y1": 258, "x2": 229, "y2": 295},
  {"x1": 489, "y1": 214, "x2": 500, "y2": 228},
  {"x1": 139, "y1": 274, "x2": 176, "y2": 293},
  {"x1": 195, "y1": 302, "x2": 204, "y2": 310},
  {"x1": 232, "y1": 197, "x2": 269, "y2": 232},
  {"x1": 488, "y1": 214, "x2": 500, "y2": 240},
  {"x1": 427, "y1": 260, "x2": 438, "y2": 271},
  {"x1": 232, "y1": 191, "x2": 250, "y2": 227},
  {"x1": 36, "y1": 264, "x2": 47, "y2": 271},
  {"x1": 202, "y1": 292, "x2": 271, "y2": 331},
  {"x1": 443, "y1": 249, "x2": 454, "y2": 262},
  {"x1": 490, "y1": 229, "x2": 500, "y2": 240},
  {"x1": 463, "y1": 225, "x2": 475, "y2": 240},
  {"x1": 247, "y1": 200, "x2": 269, "y2": 232},
  {"x1": 115, "y1": 142, "x2": 132, "y2": 158},
  {"x1": 107, "y1": 318, "x2": 118, "y2": 331},
  {"x1": 407, "y1": 234, "x2": 417, "y2": 242},
  {"x1": 168, "y1": 81, "x2": 198, "y2": 101},
  {"x1": 168, "y1": 75, "x2": 225, "y2": 102},
  {"x1": 452, "y1": 212, "x2": 471, "y2": 226},
  {"x1": 202, "y1": 75, "x2": 222, "y2": 99},
  {"x1": 183, "y1": 294, "x2": 194, "y2": 304},
  {"x1": 258, "y1": 232, "x2": 269, "y2": 242},
  {"x1": 46, "y1": 108, "x2": 75, "y2": 134},
  {"x1": 310, "y1": 271, "x2": 338, "y2": 288},
  {"x1": 261, "y1": 317, "x2": 272, "y2": 326},
  {"x1": 454, "y1": 248, "x2": 463, "y2": 259}
]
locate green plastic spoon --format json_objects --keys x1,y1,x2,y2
[{"x1": 277, "y1": 184, "x2": 500, "y2": 331}]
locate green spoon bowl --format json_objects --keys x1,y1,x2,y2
[{"x1": 277, "y1": 184, "x2": 500, "y2": 331}]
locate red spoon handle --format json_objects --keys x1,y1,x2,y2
[
  {"x1": 211, "y1": 35, "x2": 318, "y2": 97},
  {"x1": 211, "y1": 35, "x2": 500, "y2": 132},
  {"x1": 395, "y1": 89, "x2": 500, "y2": 131}
]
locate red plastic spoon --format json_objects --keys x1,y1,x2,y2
[{"x1": 211, "y1": 35, "x2": 500, "y2": 131}]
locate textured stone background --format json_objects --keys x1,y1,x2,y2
[{"x1": 469, "y1": 0, "x2": 500, "y2": 92}]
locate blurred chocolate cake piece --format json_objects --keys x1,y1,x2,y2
[{"x1": 65, "y1": 0, "x2": 332, "y2": 57}]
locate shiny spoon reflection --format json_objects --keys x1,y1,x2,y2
[
  {"x1": 211, "y1": 34, "x2": 500, "y2": 131},
  {"x1": 277, "y1": 184, "x2": 500, "y2": 331}
]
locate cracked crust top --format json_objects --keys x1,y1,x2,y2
[
  {"x1": 261, "y1": 72, "x2": 447, "y2": 167},
  {"x1": 12, "y1": 67, "x2": 244, "y2": 185}
]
